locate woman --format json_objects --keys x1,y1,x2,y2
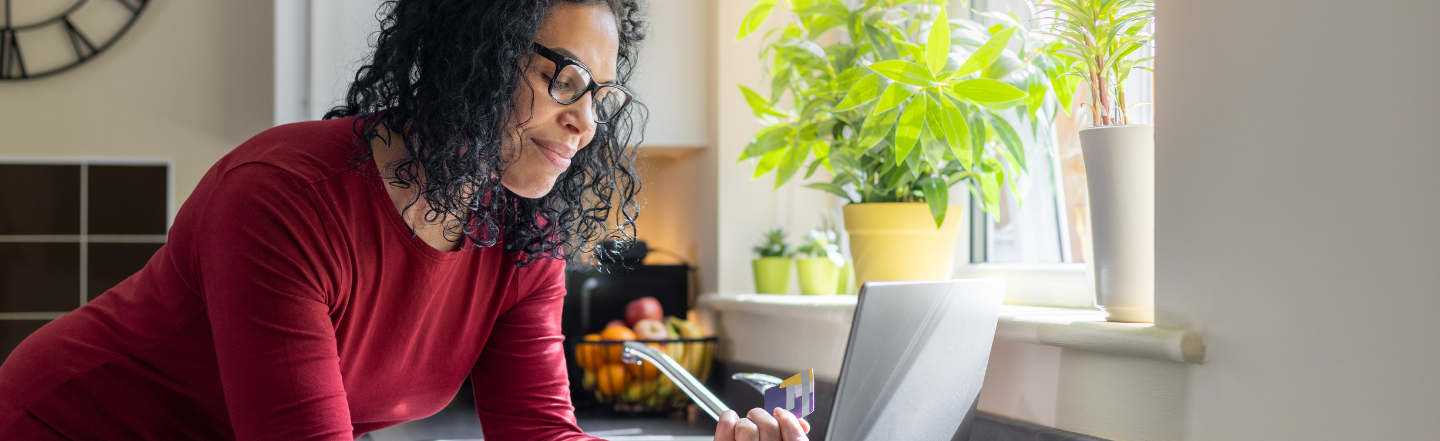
[{"x1": 0, "y1": 1, "x2": 806, "y2": 440}]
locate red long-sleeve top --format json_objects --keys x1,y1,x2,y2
[{"x1": 0, "y1": 117, "x2": 597, "y2": 440}]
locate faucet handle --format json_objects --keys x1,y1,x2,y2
[{"x1": 730, "y1": 372, "x2": 784, "y2": 394}]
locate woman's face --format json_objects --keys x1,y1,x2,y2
[{"x1": 501, "y1": 4, "x2": 620, "y2": 199}]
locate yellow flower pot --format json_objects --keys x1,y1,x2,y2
[{"x1": 842, "y1": 203, "x2": 964, "y2": 290}]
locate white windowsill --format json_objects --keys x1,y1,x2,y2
[{"x1": 699, "y1": 293, "x2": 1204, "y2": 365}]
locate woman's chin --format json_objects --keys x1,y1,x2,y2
[{"x1": 501, "y1": 178, "x2": 558, "y2": 199}]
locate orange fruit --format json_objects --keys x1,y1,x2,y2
[
  {"x1": 595, "y1": 364, "x2": 630, "y2": 397},
  {"x1": 625, "y1": 343, "x2": 663, "y2": 380},
  {"x1": 600, "y1": 325, "x2": 637, "y2": 363},
  {"x1": 575, "y1": 334, "x2": 602, "y2": 371}
]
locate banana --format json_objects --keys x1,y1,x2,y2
[
  {"x1": 664, "y1": 318, "x2": 687, "y2": 367},
  {"x1": 666, "y1": 316, "x2": 707, "y2": 378}
]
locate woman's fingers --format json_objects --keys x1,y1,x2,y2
[
  {"x1": 773, "y1": 408, "x2": 810, "y2": 441},
  {"x1": 748, "y1": 408, "x2": 781, "y2": 441},
  {"x1": 735, "y1": 416, "x2": 760, "y2": 441},
  {"x1": 714, "y1": 409, "x2": 739, "y2": 441},
  {"x1": 798, "y1": 416, "x2": 811, "y2": 434}
]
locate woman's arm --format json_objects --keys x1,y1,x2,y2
[
  {"x1": 470, "y1": 257, "x2": 598, "y2": 441},
  {"x1": 195, "y1": 163, "x2": 353, "y2": 441}
]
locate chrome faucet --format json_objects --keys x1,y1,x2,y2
[{"x1": 621, "y1": 341, "x2": 785, "y2": 421}]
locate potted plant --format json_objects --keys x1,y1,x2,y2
[
  {"x1": 735, "y1": 0, "x2": 1056, "y2": 289},
  {"x1": 1035, "y1": 0, "x2": 1155, "y2": 322},
  {"x1": 794, "y1": 221, "x2": 845, "y2": 295},
  {"x1": 752, "y1": 228, "x2": 792, "y2": 294}
]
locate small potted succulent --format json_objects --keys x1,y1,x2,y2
[
  {"x1": 751, "y1": 228, "x2": 792, "y2": 294},
  {"x1": 794, "y1": 220, "x2": 845, "y2": 295},
  {"x1": 1035, "y1": 0, "x2": 1155, "y2": 322}
]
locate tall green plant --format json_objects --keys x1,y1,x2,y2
[
  {"x1": 735, "y1": 0, "x2": 1054, "y2": 227},
  {"x1": 1034, "y1": 0, "x2": 1154, "y2": 126}
]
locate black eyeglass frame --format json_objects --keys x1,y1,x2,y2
[{"x1": 531, "y1": 42, "x2": 632, "y2": 123}]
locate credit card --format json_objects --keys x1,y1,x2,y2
[{"x1": 763, "y1": 368, "x2": 815, "y2": 418}]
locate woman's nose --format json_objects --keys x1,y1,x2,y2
[{"x1": 561, "y1": 93, "x2": 599, "y2": 135}]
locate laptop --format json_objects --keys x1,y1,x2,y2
[
  {"x1": 823, "y1": 278, "x2": 1006, "y2": 441},
  {"x1": 490, "y1": 278, "x2": 1005, "y2": 441}
]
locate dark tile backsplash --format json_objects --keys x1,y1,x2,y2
[
  {"x1": 88, "y1": 165, "x2": 168, "y2": 235},
  {"x1": 0, "y1": 242, "x2": 81, "y2": 312},
  {"x1": 87, "y1": 242, "x2": 164, "y2": 300},
  {"x1": 0, "y1": 164, "x2": 81, "y2": 235}
]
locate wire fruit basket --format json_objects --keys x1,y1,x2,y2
[{"x1": 574, "y1": 338, "x2": 716, "y2": 413}]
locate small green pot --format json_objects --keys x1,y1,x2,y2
[
  {"x1": 795, "y1": 257, "x2": 841, "y2": 295},
  {"x1": 837, "y1": 259, "x2": 855, "y2": 295},
  {"x1": 752, "y1": 257, "x2": 792, "y2": 294}
]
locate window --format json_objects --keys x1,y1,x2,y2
[
  {"x1": 956, "y1": 0, "x2": 1154, "y2": 308},
  {"x1": 0, "y1": 160, "x2": 169, "y2": 360}
]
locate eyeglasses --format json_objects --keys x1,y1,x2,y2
[{"x1": 531, "y1": 42, "x2": 632, "y2": 124}]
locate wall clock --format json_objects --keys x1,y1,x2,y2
[{"x1": 1, "y1": 0, "x2": 150, "y2": 80}]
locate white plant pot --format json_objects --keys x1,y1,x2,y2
[{"x1": 1080, "y1": 124, "x2": 1155, "y2": 323}]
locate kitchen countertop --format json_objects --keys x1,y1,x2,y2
[{"x1": 361, "y1": 398, "x2": 716, "y2": 441}]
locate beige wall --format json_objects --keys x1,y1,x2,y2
[
  {"x1": 0, "y1": 0, "x2": 274, "y2": 213},
  {"x1": 978, "y1": 0, "x2": 1440, "y2": 440}
]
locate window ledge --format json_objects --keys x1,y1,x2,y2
[{"x1": 699, "y1": 293, "x2": 1204, "y2": 365}]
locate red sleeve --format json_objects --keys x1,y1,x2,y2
[
  {"x1": 195, "y1": 163, "x2": 352, "y2": 440},
  {"x1": 471, "y1": 258, "x2": 599, "y2": 441}
]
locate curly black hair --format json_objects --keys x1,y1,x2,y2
[{"x1": 325, "y1": 0, "x2": 646, "y2": 266}]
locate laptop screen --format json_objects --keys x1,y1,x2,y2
[{"x1": 824, "y1": 279, "x2": 1006, "y2": 441}]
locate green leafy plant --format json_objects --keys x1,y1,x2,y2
[
  {"x1": 753, "y1": 228, "x2": 792, "y2": 257},
  {"x1": 1033, "y1": 0, "x2": 1154, "y2": 126},
  {"x1": 735, "y1": 0, "x2": 1059, "y2": 227},
  {"x1": 795, "y1": 216, "x2": 844, "y2": 266}
]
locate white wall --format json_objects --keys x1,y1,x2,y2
[
  {"x1": 711, "y1": 0, "x2": 839, "y2": 295},
  {"x1": 979, "y1": 0, "x2": 1440, "y2": 440},
  {"x1": 1158, "y1": 0, "x2": 1440, "y2": 439},
  {"x1": 0, "y1": 0, "x2": 273, "y2": 210}
]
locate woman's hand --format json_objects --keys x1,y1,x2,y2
[{"x1": 714, "y1": 408, "x2": 811, "y2": 441}]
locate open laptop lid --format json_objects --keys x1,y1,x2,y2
[{"x1": 824, "y1": 279, "x2": 1006, "y2": 441}]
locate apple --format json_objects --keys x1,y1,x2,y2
[
  {"x1": 632, "y1": 319, "x2": 668, "y2": 341},
  {"x1": 624, "y1": 296, "x2": 664, "y2": 327},
  {"x1": 605, "y1": 319, "x2": 628, "y2": 330}
]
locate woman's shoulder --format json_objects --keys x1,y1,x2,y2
[{"x1": 213, "y1": 117, "x2": 370, "y2": 188}]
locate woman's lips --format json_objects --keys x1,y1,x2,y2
[{"x1": 532, "y1": 138, "x2": 573, "y2": 170}]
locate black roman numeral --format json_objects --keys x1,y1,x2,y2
[
  {"x1": 63, "y1": 17, "x2": 96, "y2": 60},
  {"x1": 0, "y1": 29, "x2": 26, "y2": 80}
]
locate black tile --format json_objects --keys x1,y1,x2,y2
[
  {"x1": 88, "y1": 242, "x2": 163, "y2": 300},
  {"x1": 0, "y1": 164, "x2": 81, "y2": 235},
  {"x1": 0, "y1": 243, "x2": 80, "y2": 312},
  {"x1": 0, "y1": 320, "x2": 50, "y2": 363},
  {"x1": 88, "y1": 165, "x2": 168, "y2": 235}
]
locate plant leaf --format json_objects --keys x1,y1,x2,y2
[
  {"x1": 951, "y1": 78, "x2": 1029, "y2": 104},
  {"x1": 893, "y1": 98, "x2": 926, "y2": 163},
  {"x1": 921, "y1": 175, "x2": 949, "y2": 228},
  {"x1": 868, "y1": 60, "x2": 934, "y2": 87},
  {"x1": 953, "y1": 26, "x2": 1016, "y2": 78},
  {"x1": 739, "y1": 125, "x2": 793, "y2": 160},
  {"x1": 857, "y1": 108, "x2": 900, "y2": 150},
  {"x1": 871, "y1": 82, "x2": 913, "y2": 115},
  {"x1": 988, "y1": 114, "x2": 1026, "y2": 172},
  {"x1": 774, "y1": 141, "x2": 816, "y2": 189},
  {"x1": 739, "y1": 84, "x2": 788, "y2": 118},
  {"x1": 753, "y1": 148, "x2": 786, "y2": 179},
  {"x1": 834, "y1": 73, "x2": 883, "y2": 111},
  {"x1": 737, "y1": 0, "x2": 777, "y2": 41},
  {"x1": 924, "y1": 7, "x2": 950, "y2": 75}
]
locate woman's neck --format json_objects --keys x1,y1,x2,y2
[{"x1": 370, "y1": 124, "x2": 465, "y2": 253}]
